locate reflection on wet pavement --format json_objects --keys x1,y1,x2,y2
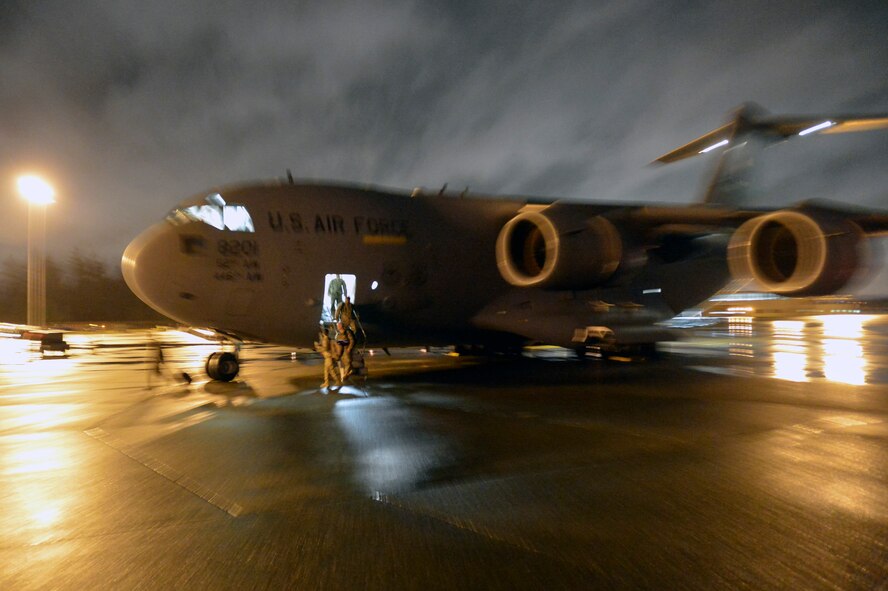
[
  {"x1": 0, "y1": 320, "x2": 887, "y2": 588},
  {"x1": 673, "y1": 314, "x2": 888, "y2": 386}
]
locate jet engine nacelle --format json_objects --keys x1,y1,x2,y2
[
  {"x1": 728, "y1": 210, "x2": 862, "y2": 296},
  {"x1": 495, "y1": 206, "x2": 622, "y2": 289}
]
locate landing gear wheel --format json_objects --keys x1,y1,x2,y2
[
  {"x1": 206, "y1": 351, "x2": 239, "y2": 382},
  {"x1": 638, "y1": 343, "x2": 658, "y2": 359},
  {"x1": 576, "y1": 340, "x2": 608, "y2": 360}
]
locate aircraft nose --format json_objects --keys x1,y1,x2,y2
[{"x1": 121, "y1": 222, "x2": 180, "y2": 316}]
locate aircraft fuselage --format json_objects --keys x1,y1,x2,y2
[{"x1": 122, "y1": 183, "x2": 730, "y2": 349}]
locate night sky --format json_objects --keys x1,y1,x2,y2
[{"x1": 2, "y1": 1, "x2": 886, "y2": 291}]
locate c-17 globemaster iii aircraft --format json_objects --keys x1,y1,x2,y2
[{"x1": 122, "y1": 104, "x2": 888, "y2": 381}]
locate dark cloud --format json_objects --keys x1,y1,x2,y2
[{"x1": 1, "y1": 0, "x2": 886, "y2": 293}]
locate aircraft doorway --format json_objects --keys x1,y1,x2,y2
[{"x1": 321, "y1": 273, "x2": 357, "y2": 323}]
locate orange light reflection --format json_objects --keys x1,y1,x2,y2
[
  {"x1": 5, "y1": 403, "x2": 80, "y2": 430},
  {"x1": 3, "y1": 433, "x2": 77, "y2": 544},
  {"x1": 773, "y1": 352, "x2": 808, "y2": 383},
  {"x1": 822, "y1": 339, "x2": 866, "y2": 386},
  {"x1": 815, "y1": 315, "x2": 875, "y2": 386},
  {"x1": 763, "y1": 315, "x2": 880, "y2": 386}
]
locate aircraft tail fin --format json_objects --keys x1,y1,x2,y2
[{"x1": 653, "y1": 103, "x2": 888, "y2": 207}]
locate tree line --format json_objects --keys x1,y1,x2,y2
[{"x1": 0, "y1": 251, "x2": 165, "y2": 324}]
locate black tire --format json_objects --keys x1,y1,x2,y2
[
  {"x1": 638, "y1": 343, "x2": 658, "y2": 359},
  {"x1": 206, "y1": 351, "x2": 239, "y2": 382},
  {"x1": 577, "y1": 340, "x2": 607, "y2": 360}
]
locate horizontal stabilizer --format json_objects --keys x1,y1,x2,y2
[
  {"x1": 653, "y1": 107, "x2": 888, "y2": 165},
  {"x1": 821, "y1": 117, "x2": 888, "y2": 134},
  {"x1": 653, "y1": 123, "x2": 735, "y2": 164}
]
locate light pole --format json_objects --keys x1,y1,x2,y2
[{"x1": 16, "y1": 175, "x2": 55, "y2": 327}]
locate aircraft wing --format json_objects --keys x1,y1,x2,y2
[
  {"x1": 482, "y1": 194, "x2": 888, "y2": 350},
  {"x1": 626, "y1": 203, "x2": 888, "y2": 236}
]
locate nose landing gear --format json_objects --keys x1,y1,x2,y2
[{"x1": 206, "y1": 351, "x2": 239, "y2": 382}]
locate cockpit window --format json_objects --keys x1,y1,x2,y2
[
  {"x1": 181, "y1": 204, "x2": 225, "y2": 229},
  {"x1": 221, "y1": 205, "x2": 254, "y2": 231},
  {"x1": 166, "y1": 193, "x2": 255, "y2": 232}
]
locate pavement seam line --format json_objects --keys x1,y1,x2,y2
[
  {"x1": 83, "y1": 427, "x2": 243, "y2": 518},
  {"x1": 370, "y1": 494, "x2": 607, "y2": 578}
]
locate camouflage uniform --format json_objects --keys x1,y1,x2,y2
[
  {"x1": 335, "y1": 297, "x2": 356, "y2": 333},
  {"x1": 327, "y1": 275, "x2": 347, "y2": 318},
  {"x1": 314, "y1": 331, "x2": 340, "y2": 388},
  {"x1": 339, "y1": 329, "x2": 356, "y2": 382}
]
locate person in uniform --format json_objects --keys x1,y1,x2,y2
[
  {"x1": 338, "y1": 325, "x2": 356, "y2": 382},
  {"x1": 147, "y1": 340, "x2": 166, "y2": 389},
  {"x1": 334, "y1": 296, "x2": 361, "y2": 382},
  {"x1": 147, "y1": 340, "x2": 191, "y2": 389},
  {"x1": 327, "y1": 274, "x2": 347, "y2": 319},
  {"x1": 334, "y1": 295, "x2": 356, "y2": 333},
  {"x1": 314, "y1": 328, "x2": 340, "y2": 389}
]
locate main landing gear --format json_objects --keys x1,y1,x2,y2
[{"x1": 206, "y1": 351, "x2": 239, "y2": 382}]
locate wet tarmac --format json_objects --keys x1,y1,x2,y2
[{"x1": 1, "y1": 316, "x2": 887, "y2": 589}]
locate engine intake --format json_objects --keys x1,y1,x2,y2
[
  {"x1": 728, "y1": 210, "x2": 861, "y2": 296},
  {"x1": 496, "y1": 207, "x2": 622, "y2": 289}
]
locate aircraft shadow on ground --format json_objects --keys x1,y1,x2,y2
[
  {"x1": 364, "y1": 356, "x2": 674, "y2": 389},
  {"x1": 203, "y1": 379, "x2": 258, "y2": 398},
  {"x1": 277, "y1": 354, "x2": 700, "y2": 398}
]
